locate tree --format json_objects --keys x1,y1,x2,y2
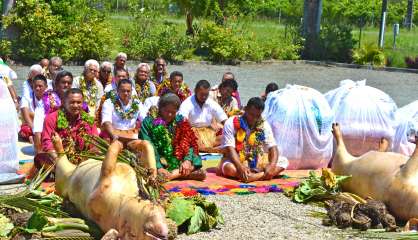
[{"x1": 173, "y1": 0, "x2": 210, "y2": 35}]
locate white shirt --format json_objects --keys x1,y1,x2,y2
[
  {"x1": 104, "y1": 81, "x2": 138, "y2": 96},
  {"x1": 141, "y1": 96, "x2": 160, "y2": 119},
  {"x1": 101, "y1": 98, "x2": 143, "y2": 130},
  {"x1": 22, "y1": 80, "x2": 53, "y2": 101},
  {"x1": 178, "y1": 95, "x2": 228, "y2": 128},
  {"x1": 33, "y1": 104, "x2": 46, "y2": 133},
  {"x1": 20, "y1": 94, "x2": 42, "y2": 113},
  {"x1": 0, "y1": 64, "x2": 17, "y2": 83},
  {"x1": 133, "y1": 80, "x2": 157, "y2": 96},
  {"x1": 222, "y1": 116, "x2": 289, "y2": 169}
]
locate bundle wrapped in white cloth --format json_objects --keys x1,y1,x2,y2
[
  {"x1": 393, "y1": 100, "x2": 418, "y2": 156},
  {"x1": 263, "y1": 84, "x2": 334, "y2": 169},
  {"x1": 325, "y1": 79, "x2": 398, "y2": 156},
  {"x1": 0, "y1": 75, "x2": 19, "y2": 173}
]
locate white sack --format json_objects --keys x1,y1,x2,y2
[
  {"x1": 263, "y1": 84, "x2": 334, "y2": 169},
  {"x1": 0, "y1": 75, "x2": 19, "y2": 173},
  {"x1": 393, "y1": 100, "x2": 418, "y2": 156},
  {"x1": 325, "y1": 80, "x2": 397, "y2": 156}
]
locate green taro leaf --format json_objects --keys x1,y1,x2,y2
[
  {"x1": 167, "y1": 198, "x2": 195, "y2": 226},
  {"x1": 187, "y1": 206, "x2": 206, "y2": 235}
]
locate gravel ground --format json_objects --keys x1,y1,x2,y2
[{"x1": 6, "y1": 62, "x2": 417, "y2": 239}]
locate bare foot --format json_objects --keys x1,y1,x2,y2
[
  {"x1": 246, "y1": 172, "x2": 265, "y2": 182},
  {"x1": 378, "y1": 137, "x2": 389, "y2": 152},
  {"x1": 181, "y1": 169, "x2": 206, "y2": 181}
]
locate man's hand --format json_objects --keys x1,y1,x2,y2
[
  {"x1": 180, "y1": 160, "x2": 193, "y2": 176},
  {"x1": 236, "y1": 163, "x2": 251, "y2": 182}
]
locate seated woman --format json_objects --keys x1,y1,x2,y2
[
  {"x1": 210, "y1": 79, "x2": 240, "y2": 117},
  {"x1": 139, "y1": 93, "x2": 206, "y2": 181},
  {"x1": 19, "y1": 74, "x2": 48, "y2": 142},
  {"x1": 101, "y1": 79, "x2": 143, "y2": 143},
  {"x1": 216, "y1": 97, "x2": 288, "y2": 182},
  {"x1": 157, "y1": 71, "x2": 191, "y2": 102}
]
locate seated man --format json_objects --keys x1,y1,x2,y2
[
  {"x1": 101, "y1": 79, "x2": 143, "y2": 143},
  {"x1": 33, "y1": 70, "x2": 73, "y2": 153},
  {"x1": 151, "y1": 57, "x2": 169, "y2": 87},
  {"x1": 21, "y1": 64, "x2": 51, "y2": 101},
  {"x1": 157, "y1": 71, "x2": 191, "y2": 102},
  {"x1": 104, "y1": 68, "x2": 130, "y2": 93},
  {"x1": 211, "y1": 72, "x2": 242, "y2": 108},
  {"x1": 139, "y1": 93, "x2": 206, "y2": 181},
  {"x1": 133, "y1": 63, "x2": 156, "y2": 103},
  {"x1": 179, "y1": 80, "x2": 228, "y2": 152},
  {"x1": 44, "y1": 56, "x2": 63, "y2": 82},
  {"x1": 210, "y1": 79, "x2": 240, "y2": 117},
  {"x1": 19, "y1": 74, "x2": 48, "y2": 142},
  {"x1": 41, "y1": 88, "x2": 98, "y2": 165},
  {"x1": 216, "y1": 97, "x2": 288, "y2": 182}
]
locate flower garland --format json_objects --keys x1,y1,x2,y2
[
  {"x1": 150, "y1": 115, "x2": 199, "y2": 171},
  {"x1": 135, "y1": 80, "x2": 152, "y2": 103},
  {"x1": 233, "y1": 116, "x2": 266, "y2": 169},
  {"x1": 110, "y1": 93, "x2": 140, "y2": 120},
  {"x1": 157, "y1": 80, "x2": 191, "y2": 102},
  {"x1": 57, "y1": 108, "x2": 95, "y2": 164},
  {"x1": 79, "y1": 76, "x2": 99, "y2": 109},
  {"x1": 42, "y1": 90, "x2": 61, "y2": 114}
]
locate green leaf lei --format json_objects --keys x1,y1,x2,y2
[
  {"x1": 79, "y1": 76, "x2": 99, "y2": 109},
  {"x1": 150, "y1": 115, "x2": 183, "y2": 171},
  {"x1": 57, "y1": 109, "x2": 94, "y2": 130},
  {"x1": 110, "y1": 93, "x2": 140, "y2": 120}
]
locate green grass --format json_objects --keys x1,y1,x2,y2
[
  {"x1": 108, "y1": 12, "x2": 418, "y2": 67},
  {"x1": 355, "y1": 27, "x2": 418, "y2": 67}
]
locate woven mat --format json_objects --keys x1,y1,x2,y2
[{"x1": 163, "y1": 169, "x2": 310, "y2": 196}]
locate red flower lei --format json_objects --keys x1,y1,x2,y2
[{"x1": 172, "y1": 117, "x2": 199, "y2": 161}]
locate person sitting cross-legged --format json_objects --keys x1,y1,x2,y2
[
  {"x1": 179, "y1": 80, "x2": 228, "y2": 152},
  {"x1": 139, "y1": 93, "x2": 206, "y2": 181},
  {"x1": 216, "y1": 97, "x2": 288, "y2": 182},
  {"x1": 41, "y1": 88, "x2": 98, "y2": 165}
]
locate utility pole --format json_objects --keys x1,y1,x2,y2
[
  {"x1": 406, "y1": 0, "x2": 414, "y2": 30},
  {"x1": 378, "y1": 0, "x2": 388, "y2": 48}
]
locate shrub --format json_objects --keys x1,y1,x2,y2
[
  {"x1": 2, "y1": 0, "x2": 112, "y2": 62},
  {"x1": 405, "y1": 56, "x2": 418, "y2": 69},
  {"x1": 194, "y1": 21, "x2": 246, "y2": 63},
  {"x1": 302, "y1": 24, "x2": 356, "y2": 62},
  {"x1": 121, "y1": 10, "x2": 192, "y2": 62},
  {"x1": 352, "y1": 43, "x2": 385, "y2": 67},
  {"x1": 0, "y1": 39, "x2": 12, "y2": 59}
]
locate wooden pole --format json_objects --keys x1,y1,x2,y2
[
  {"x1": 302, "y1": 0, "x2": 322, "y2": 59},
  {"x1": 406, "y1": 0, "x2": 414, "y2": 30}
]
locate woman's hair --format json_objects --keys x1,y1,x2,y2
[
  {"x1": 158, "y1": 93, "x2": 181, "y2": 110},
  {"x1": 117, "y1": 78, "x2": 133, "y2": 90}
]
